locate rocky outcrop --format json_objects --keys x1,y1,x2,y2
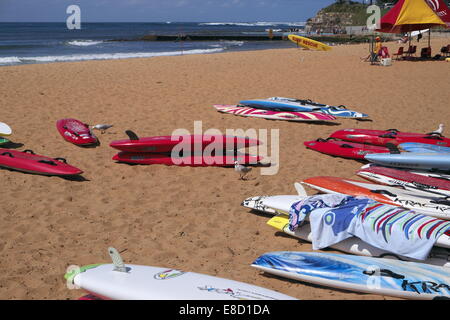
[{"x1": 305, "y1": 2, "x2": 369, "y2": 33}]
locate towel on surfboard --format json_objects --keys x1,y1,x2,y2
[{"x1": 288, "y1": 194, "x2": 450, "y2": 260}]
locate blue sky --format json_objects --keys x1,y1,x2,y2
[{"x1": 0, "y1": 0, "x2": 342, "y2": 22}]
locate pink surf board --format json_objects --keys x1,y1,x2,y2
[{"x1": 213, "y1": 104, "x2": 337, "y2": 122}]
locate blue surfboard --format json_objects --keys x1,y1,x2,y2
[
  {"x1": 365, "y1": 152, "x2": 450, "y2": 170},
  {"x1": 252, "y1": 251, "x2": 450, "y2": 299},
  {"x1": 239, "y1": 98, "x2": 368, "y2": 119},
  {"x1": 399, "y1": 143, "x2": 450, "y2": 154}
]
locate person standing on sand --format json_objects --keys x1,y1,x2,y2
[
  {"x1": 374, "y1": 36, "x2": 390, "y2": 59},
  {"x1": 374, "y1": 36, "x2": 382, "y2": 55}
]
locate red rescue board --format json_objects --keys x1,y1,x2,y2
[
  {"x1": 304, "y1": 139, "x2": 390, "y2": 159},
  {"x1": 0, "y1": 149, "x2": 82, "y2": 176},
  {"x1": 330, "y1": 128, "x2": 450, "y2": 147}
]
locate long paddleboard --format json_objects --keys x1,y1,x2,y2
[
  {"x1": 302, "y1": 176, "x2": 450, "y2": 219},
  {"x1": 399, "y1": 143, "x2": 450, "y2": 154},
  {"x1": 251, "y1": 251, "x2": 450, "y2": 300},
  {"x1": 0, "y1": 122, "x2": 12, "y2": 136},
  {"x1": 288, "y1": 34, "x2": 332, "y2": 51},
  {"x1": 267, "y1": 215, "x2": 450, "y2": 268},
  {"x1": 330, "y1": 128, "x2": 450, "y2": 147},
  {"x1": 110, "y1": 131, "x2": 261, "y2": 153},
  {"x1": 365, "y1": 152, "x2": 450, "y2": 171},
  {"x1": 357, "y1": 164, "x2": 450, "y2": 196},
  {"x1": 56, "y1": 118, "x2": 98, "y2": 146},
  {"x1": 65, "y1": 249, "x2": 297, "y2": 300},
  {"x1": 0, "y1": 149, "x2": 82, "y2": 176},
  {"x1": 304, "y1": 138, "x2": 390, "y2": 159},
  {"x1": 213, "y1": 105, "x2": 337, "y2": 122}
]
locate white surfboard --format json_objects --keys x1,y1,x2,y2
[
  {"x1": 65, "y1": 248, "x2": 297, "y2": 300},
  {"x1": 0, "y1": 122, "x2": 12, "y2": 136},
  {"x1": 267, "y1": 215, "x2": 450, "y2": 268}
]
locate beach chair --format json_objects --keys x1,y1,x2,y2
[
  {"x1": 441, "y1": 45, "x2": 450, "y2": 57},
  {"x1": 392, "y1": 47, "x2": 404, "y2": 60},
  {"x1": 420, "y1": 47, "x2": 431, "y2": 59},
  {"x1": 404, "y1": 45, "x2": 417, "y2": 58}
]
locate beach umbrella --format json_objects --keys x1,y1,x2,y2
[
  {"x1": 376, "y1": 0, "x2": 448, "y2": 53},
  {"x1": 377, "y1": 0, "x2": 447, "y2": 33}
]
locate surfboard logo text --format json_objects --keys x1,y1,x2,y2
[{"x1": 154, "y1": 269, "x2": 186, "y2": 280}]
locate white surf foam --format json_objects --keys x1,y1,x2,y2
[
  {"x1": 67, "y1": 40, "x2": 104, "y2": 46},
  {"x1": 199, "y1": 22, "x2": 306, "y2": 27},
  {"x1": 0, "y1": 47, "x2": 226, "y2": 65},
  {"x1": 0, "y1": 56, "x2": 21, "y2": 64}
]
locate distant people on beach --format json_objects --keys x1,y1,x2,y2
[{"x1": 398, "y1": 35, "x2": 409, "y2": 44}]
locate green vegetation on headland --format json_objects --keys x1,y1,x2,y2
[{"x1": 306, "y1": 1, "x2": 391, "y2": 29}]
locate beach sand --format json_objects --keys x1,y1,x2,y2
[{"x1": 0, "y1": 36, "x2": 449, "y2": 300}]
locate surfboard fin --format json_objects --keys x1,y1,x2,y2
[
  {"x1": 294, "y1": 182, "x2": 308, "y2": 197},
  {"x1": 385, "y1": 143, "x2": 401, "y2": 154},
  {"x1": 125, "y1": 130, "x2": 139, "y2": 141},
  {"x1": 108, "y1": 247, "x2": 127, "y2": 273}
]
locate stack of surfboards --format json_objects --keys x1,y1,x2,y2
[
  {"x1": 304, "y1": 127, "x2": 450, "y2": 168},
  {"x1": 110, "y1": 130, "x2": 263, "y2": 167},
  {"x1": 304, "y1": 127, "x2": 450, "y2": 202},
  {"x1": 213, "y1": 96, "x2": 369, "y2": 122},
  {"x1": 241, "y1": 184, "x2": 450, "y2": 299},
  {"x1": 213, "y1": 104, "x2": 338, "y2": 123}
]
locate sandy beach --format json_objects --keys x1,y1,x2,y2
[{"x1": 0, "y1": 36, "x2": 449, "y2": 300}]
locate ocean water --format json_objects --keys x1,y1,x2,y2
[{"x1": 0, "y1": 22, "x2": 305, "y2": 66}]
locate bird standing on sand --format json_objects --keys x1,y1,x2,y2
[
  {"x1": 91, "y1": 124, "x2": 113, "y2": 134},
  {"x1": 234, "y1": 161, "x2": 252, "y2": 180},
  {"x1": 428, "y1": 124, "x2": 444, "y2": 136}
]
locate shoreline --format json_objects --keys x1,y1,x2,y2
[
  {"x1": 0, "y1": 37, "x2": 449, "y2": 300},
  {"x1": 0, "y1": 32, "x2": 414, "y2": 67}
]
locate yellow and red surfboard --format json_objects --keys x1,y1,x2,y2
[{"x1": 288, "y1": 34, "x2": 332, "y2": 51}]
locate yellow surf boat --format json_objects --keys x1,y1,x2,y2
[{"x1": 288, "y1": 34, "x2": 332, "y2": 51}]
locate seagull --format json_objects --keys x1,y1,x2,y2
[
  {"x1": 234, "y1": 161, "x2": 252, "y2": 180},
  {"x1": 91, "y1": 124, "x2": 113, "y2": 134},
  {"x1": 428, "y1": 124, "x2": 444, "y2": 136}
]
